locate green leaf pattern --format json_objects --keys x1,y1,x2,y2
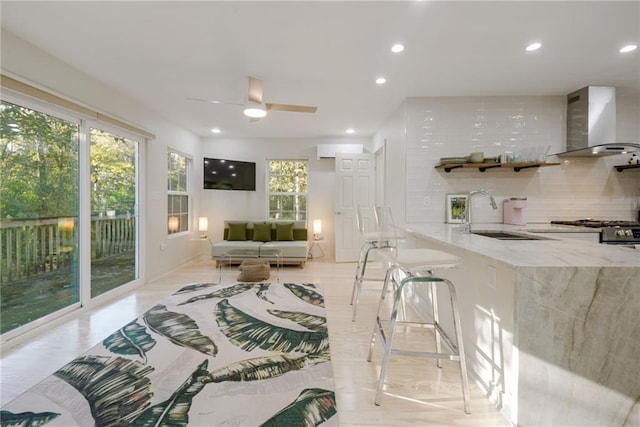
[
  {"x1": 285, "y1": 283, "x2": 325, "y2": 307},
  {"x1": 260, "y1": 388, "x2": 337, "y2": 427},
  {"x1": 132, "y1": 360, "x2": 209, "y2": 427},
  {"x1": 103, "y1": 320, "x2": 156, "y2": 363},
  {"x1": 53, "y1": 355, "x2": 154, "y2": 426},
  {"x1": 256, "y1": 283, "x2": 274, "y2": 304},
  {"x1": 215, "y1": 298, "x2": 329, "y2": 354},
  {"x1": 143, "y1": 304, "x2": 218, "y2": 357},
  {"x1": 177, "y1": 282, "x2": 256, "y2": 306},
  {"x1": 172, "y1": 282, "x2": 217, "y2": 295},
  {"x1": 0, "y1": 410, "x2": 60, "y2": 426},
  {"x1": 2, "y1": 283, "x2": 336, "y2": 426},
  {"x1": 205, "y1": 353, "x2": 330, "y2": 383},
  {"x1": 267, "y1": 309, "x2": 327, "y2": 332}
]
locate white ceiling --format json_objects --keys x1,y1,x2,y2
[{"x1": 2, "y1": 1, "x2": 639, "y2": 139}]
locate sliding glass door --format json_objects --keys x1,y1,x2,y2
[
  {"x1": 89, "y1": 128, "x2": 139, "y2": 298},
  {"x1": 0, "y1": 100, "x2": 80, "y2": 334},
  {"x1": 0, "y1": 98, "x2": 142, "y2": 336}
]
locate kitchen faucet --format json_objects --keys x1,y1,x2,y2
[{"x1": 459, "y1": 189, "x2": 498, "y2": 233}]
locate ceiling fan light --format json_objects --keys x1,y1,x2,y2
[{"x1": 243, "y1": 106, "x2": 267, "y2": 118}]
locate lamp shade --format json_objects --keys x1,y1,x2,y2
[
  {"x1": 313, "y1": 219, "x2": 322, "y2": 235},
  {"x1": 198, "y1": 217, "x2": 209, "y2": 232},
  {"x1": 168, "y1": 216, "x2": 179, "y2": 232}
]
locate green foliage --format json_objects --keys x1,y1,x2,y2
[
  {"x1": 90, "y1": 128, "x2": 136, "y2": 215},
  {"x1": 268, "y1": 160, "x2": 307, "y2": 192},
  {"x1": 0, "y1": 101, "x2": 78, "y2": 219},
  {"x1": 0, "y1": 101, "x2": 137, "y2": 220},
  {"x1": 268, "y1": 160, "x2": 307, "y2": 220},
  {"x1": 167, "y1": 151, "x2": 187, "y2": 192}
]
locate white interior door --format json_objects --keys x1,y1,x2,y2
[{"x1": 334, "y1": 153, "x2": 376, "y2": 262}]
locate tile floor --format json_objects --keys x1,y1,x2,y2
[{"x1": 0, "y1": 257, "x2": 509, "y2": 426}]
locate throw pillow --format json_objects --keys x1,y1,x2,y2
[
  {"x1": 253, "y1": 222, "x2": 272, "y2": 242},
  {"x1": 275, "y1": 222, "x2": 295, "y2": 241},
  {"x1": 227, "y1": 222, "x2": 247, "y2": 241}
]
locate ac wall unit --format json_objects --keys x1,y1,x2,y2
[{"x1": 317, "y1": 143, "x2": 364, "y2": 159}]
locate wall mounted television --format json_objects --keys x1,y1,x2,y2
[{"x1": 203, "y1": 157, "x2": 256, "y2": 191}]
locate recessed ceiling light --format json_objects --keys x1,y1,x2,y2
[
  {"x1": 211, "y1": 128, "x2": 221, "y2": 134},
  {"x1": 620, "y1": 44, "x2": 638, "y2": 53},
  {"x1": 376, "y1": 77, "x2": 387, "y2": 85},
  {"x1": 525, "y1": 42, "x2": 542, "y2": 52},
  {"x1": 391, "y1": 43, "x2": 404, "y2": 53},
  {"x1": 345, "y1": 128, "x2": 355, "y2": 134}
]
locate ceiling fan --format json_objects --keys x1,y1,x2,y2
[{"x1": 188, "y1": 76, "x2": 317, "y2": 122}]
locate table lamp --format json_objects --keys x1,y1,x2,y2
[
  {"x1": 313, "y1": 219, "x2": 322, "y2": 241},
  {"x1": 199, "y1": 216, "x2": 208, "y2": 239}
]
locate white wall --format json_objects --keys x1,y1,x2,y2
[
  {"x1": 1, "y1": 30, "x2": 204, "y2": 281},
  {"x1": 372, "y1": 103, "x2": 407, "y2": 225},
  {"x1": 380, "y1": 94, "x2": 640, "y2": 225},
  {"x1": 200, "y1": 136, "x2": 373, "y2": 259}
]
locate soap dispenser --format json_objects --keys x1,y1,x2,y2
[{"x1": 503, "y1": 197, "x2": 527, "y2": 225}]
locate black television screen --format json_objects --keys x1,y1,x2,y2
[{"x1": 203, "y1": 158, "x2": 256, "y2": 191}]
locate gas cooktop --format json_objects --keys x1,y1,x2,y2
[{"x1": 550, "y1": 219, "x2": 640, "y2": 228}]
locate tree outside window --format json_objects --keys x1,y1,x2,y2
[
  {"x1": 168, "y1": 150, "x2": 189, "y2": 234},
  {"x1": 268, "y1": 160, "x2": 307, "y2": 220}
]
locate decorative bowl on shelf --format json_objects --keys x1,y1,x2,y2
[{"x1": 439, "y1": 157, "x2": 468, "y2": 164}]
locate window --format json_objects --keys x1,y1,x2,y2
[
  {"x1": 167, "y1": 150, "x2": 190, "y2": 234},
  {"x1": 267, "y1": 160, "x2": 307, "y2": 220}
]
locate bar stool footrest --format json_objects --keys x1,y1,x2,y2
[{"x1": 388, "y1": 349, "x2": 462, "y2": 361}]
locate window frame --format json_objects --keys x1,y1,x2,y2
[
  {"x1": 266, "y1": 158, "x2": 308, "y2": 221},
  {"x1": 167, "y1": 148, "x2": 191, "y2": 236}
]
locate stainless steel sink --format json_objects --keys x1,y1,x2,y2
[{"x1": 471, "y1": 231, "x2": 547, "y2": 240}]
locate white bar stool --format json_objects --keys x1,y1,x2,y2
[
  {"x1": 350, "y1": 205, "x2": 396, "y2": 321},
  {"x1": 366, "y1": 208, "x2": 470, "y2": 414}
]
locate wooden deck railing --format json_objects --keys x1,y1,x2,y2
[{"x1": 0, "y1": 215, "x2": 135, "y2": 283}]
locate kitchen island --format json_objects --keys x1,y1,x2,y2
[{"x1": 401, "y1": 223, "x2": 639, "y2": 427}]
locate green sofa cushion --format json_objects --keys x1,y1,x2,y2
[
  {"x1": 275, "y1": 222, "x2": 295, "y2": 241},
  {"x1": 253, "y1": 222, "x2": 272, "y2": 242},
  {"x1": 227, "y1": 222, "x2": 248, "y2": 241}
]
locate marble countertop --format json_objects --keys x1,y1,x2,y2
[{"x1": 403, "y1": 223, "x2": 640, "y2": 267}]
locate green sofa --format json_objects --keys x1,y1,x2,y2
[{"x1": 211, "y1": 220, "x2": 309, "y2": 266}]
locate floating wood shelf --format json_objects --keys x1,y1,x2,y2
[
  {"x1": 614, "y1": 164, "x2": 640, "y2": 172},
  {"x1": 435, "y1": 162, "x2": 561, "y2": 173}
]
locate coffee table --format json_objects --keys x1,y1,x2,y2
[{"x1": 219, "y1": 247, "x2": 282, "y2": 282}]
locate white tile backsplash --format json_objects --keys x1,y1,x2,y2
[{"x1": 399, "y1": 96, "x2": 639, "y2": 224}]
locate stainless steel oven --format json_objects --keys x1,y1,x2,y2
[
  {"x1": 600, "y1": 226, "x2": 640, "y2": 247},
  {"x1": 550, "y1": 219, "x2": 640, "y2": 247}
]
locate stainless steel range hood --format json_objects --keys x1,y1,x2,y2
[{"x1": 555, "y1": 86, "x2": 640, "y2": 157}]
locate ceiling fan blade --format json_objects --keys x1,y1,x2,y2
[
  {"x1": 186, "y1": 97, "x2": 243, "y2": 106},
  {"x1": 248, "y1": 76, "x2": 263, "y2": 104},
  {"x1": 266, "y1": 103, "x2": 317, "y2": 113}
]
